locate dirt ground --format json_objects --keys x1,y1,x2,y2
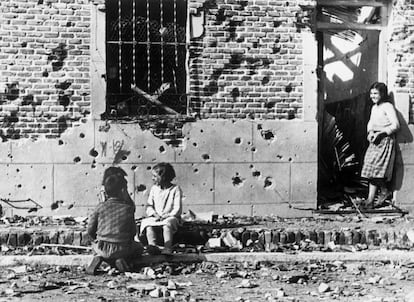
[{"x1": 1, "y1": 258, "x2": 414, "y2": 302}]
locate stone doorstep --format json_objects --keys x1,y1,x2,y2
[
  {"x1": 0, "y1": 227, "x2": 412, "y2": 250},
  {"x1": 2, "y1": 251, "x2": 414, "y2": 268}
]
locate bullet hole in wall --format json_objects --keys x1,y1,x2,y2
[
  {"x1": 274, "y1": 20, "x2": 282, "y2": 27},
  {"x1": 252, "y1": 170, "x2": 261, "y2": 177},
  {"x1": 232, "y1": 175, "x2": 245, "y2": 187},
  {"x1": 146, "y1": 166, "x2": 152, "y2": 170},
  {"x1": 227, "y1": 200, "x2": 231, "y2": 204},
  {"x1": 42, "y1": 186, "x2": 46, "y2": 189},
  {"x1": 234, "y1": 137, "x2": 242, "y2": 144},
  {"x1": 73, "y1": 156, "x2": 81, "y2": 163},
  {"x1": 261, "y1": 76, "x2": 270, "y2": 85},
  {"x1": 131, "y1": 165, "x2": 137, "y2": 171},
  {"x1": 58, "y1": 140, "x2": 64, "y2": 145},
  {"x1": 16, "y1": 169, "x2": 20, "y2": 173},
  {"x1": 276, "y1": 154, "x2": 283, "y2": 160},
  {"x1": 17, "y1": 184, "x2": 22, "y2": 188},
  {"x1": 251, "y1": 147, "x2": 257, "y2": 152},
  {"x1": 201, "y1": 154, "x2": 210, "y2": 161},
  {"x1": 89, "y1": 148, "x2": 98, "y2": 157},
  {"x1": 261, "y1": 130, "x2": 275, "y2": 140},
  {"x1": 159, "y1": 146, "x2": 165, "y2": 153},
  {"x1": 288, "y1": 157, "x2": 293, "y2": 162},
  {"x1": 42, "y1": 70, "x2": 49, "y2": 77},
  {"x1": 51, "y1": 200, "x2": 63, "y2": 210},
  {"x1": 285, "y1": 83, "x2": 293, "y2": 93},
  {"x1": 264, "y1": 176, "x2": 273, "y2": 189},
  {"x1": 136, "y1": 184, "x2": 146, "y2": 192},
  {"x1": 79, "y1": 133, "x2": 85, "y2": 138},
  {"x1": 192, "y1": 142, "x2": 198, "y2": 147}
]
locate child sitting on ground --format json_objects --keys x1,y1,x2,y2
[
  {"x1": 86, "y1": 173, "x2": 143, "y2": 275},
  {"x1": 140, "y1": 163, "x2": 182, "y2": 254}
]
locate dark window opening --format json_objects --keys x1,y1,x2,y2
[{"x1": 105, "y1": 0, "x2": 188, "y2": 118}]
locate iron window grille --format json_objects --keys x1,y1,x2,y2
[{"x1": 105, "y1": 0, "x2": 188, "y2": 118}]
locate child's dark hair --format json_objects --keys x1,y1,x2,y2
[
  {"x1": 102, "y1": 166, "x2": 127, "y2": 185},
  {"x1": 153, "y1": 162, "x2": 176, "y2": 183},
  {"x1": 370, "y1": 82, "x2": 388, "y2": 103},
  {"x1": 104, "y1": 174, "x2": 125, "y2": 198}
]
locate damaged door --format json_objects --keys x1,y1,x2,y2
[{"x1": 316, "y1": 1, "x2": 390, "y2": 209}]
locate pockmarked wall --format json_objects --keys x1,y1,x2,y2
[{"x1": 0, "y1": 0, "x2": 412, "y2": 218}]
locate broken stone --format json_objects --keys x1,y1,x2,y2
[
  {"x1": 318, "y1": 282, "x2": 330, "y2": 293},
  {"x1": 236, "y1": 279, "x2": 258, "y2": 288},
  {"x1": 149, "y1": 287, "x2": 162, "y2": 298},
  {"x1": 206, "y1": 238, "x2": 222, "y2": 248},
  {"x1": 167, "y1": 280, "x2": 177, "y2": 290},
  {"x1": 215, "y1": 271, "x2": 227, "y2": 278},
  {"x1": 367, "y1": 275, "x2": 382, "y2": 284},
  {"x1": 275, "y1": 288, "x2": 285, "y2": 297},
  {"x1": 125, "y1": 272, "x2": 152, "y2": 280},
  {"x1": 107, "y1": 280, "x2": 117, "y2": 289},
  {"x1": 126, "y1": 283, "x2": 157, "y2": 292}
]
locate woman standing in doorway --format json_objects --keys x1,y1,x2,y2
[{"x1": 361, "y1": 82, "x2": 400, "y2": 208}]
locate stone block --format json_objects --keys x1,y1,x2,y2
[
  {"x1": 214, "y1": 163, "x2": 290, "y2": 209},
  {"x1": 176, "y1": 120, "x2": 253, "y2": 162},
  {"x1": 174, "y1": 164, "x2": 214, "y2": 206},
  {"x1": 7, "y1": 233, "x2": 17, "y2": 246},
  {"x1": 53, "y1": 164, "x2": 136, "y2": 214},
  {"x1": 94, "y1": 122, "x2": 175, "y2": 164},
  {"x1": 0, "y1": 142, "x2": 12, "y2": 164},
  {"x1": 49, "y1": 230, "x2": 60, "y2": 244},
  {"x1": 80, "y1": 231, "x2": 92, "y2": 246},
  {"x1": 0, "y1": 232, "x2": 9, "y2": 245},
  {"x1": 252, "y1": 121, "x2": 317, "y2": 163},
  {"x1": 10, "y1": 121, "x2": 94, "y2": 164},
  {"x1": 290, "y1": 162, "x2": 317, "y2": 204},
  {"x1": 17, "y1": 232, "x2": 31, "y2": 246},
  {"x1": 31, "y1": 233, "x2": 43, "y2": 245},
  {"x1": 0, "y1": 164, "x2": 53, "y2": 210},
  {"x1": 73, "y1": 231, "x2": 82, "y2": 246}
]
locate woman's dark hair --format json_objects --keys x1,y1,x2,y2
[
  {"x1": 153, "y1": 162, "x2": 176, "y2": 183},
  {"x1": 370, "y1": 82, "x2": 389, "y2": 103},
  {"x1": 104, "y1": 174, "x2": 124, "y2": 198},
  {"x1": 102, "y1": 166, "x2": 127, "y2": 185}
]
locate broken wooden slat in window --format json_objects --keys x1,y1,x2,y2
[
  {"x1": 317, "y1": 22, "x2": 382, "y2": 31},
  {"x1": 131, "y1": 84, "x2": 179, "y2": 115}
]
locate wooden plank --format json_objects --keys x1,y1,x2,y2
[
  {"x1": 131, "y1": 84, "x2": 179, "y2": 115},
  {"x1": 317, "y1": 0, "x2": 386, "y2": 7},
  {"x1": 317, "y1": 21, "x2": 382, "y2": 31}
]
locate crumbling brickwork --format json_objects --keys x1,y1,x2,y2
[
  {"x1": 0, "y1": 0, "x2": 91, "y2": 141},
  {"x1": 188, "y1": 0, "x2": 314, "y2": 120},
  {"x1": 389, "y1": 0, "x2": 414, "y2": 122}
]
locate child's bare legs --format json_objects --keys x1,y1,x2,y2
[
  {"x1": 365, "y1": 182, "x2": 377, "y2": 207},
  {"x1": 162, "y1": 225, "x2": 173, "y2": 249},
  {"x1": 146, "y1": 226, "x2": 158, "y2": 246}
]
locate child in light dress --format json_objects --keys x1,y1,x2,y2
[
  {"x1": 361, "y1": 82, "x2": 400, "y2": 208},
  {"x1": 140, "y1": 163, "x2": 182, "y2": 254}
]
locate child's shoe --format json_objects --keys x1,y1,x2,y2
[
  {"x1": 86, "y1": 256, "x2": 103, "y2": 275},
  {"x1": 115, "y1": 258, "x2": 130, "y2": 273}
]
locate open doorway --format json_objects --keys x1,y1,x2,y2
[{"x1": 316, "y1": 1, "x2": 400, "y2": 212}]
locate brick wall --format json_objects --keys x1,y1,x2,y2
[
  {"x1": 188, "y1": 0, "x2": 315, "y2": 120},
  {"x1": 0, "y1": 0, "x2": 91, "y2": 141},
  {"x1": 389, "y1": 0, "x2": 414, "y2": 122}
]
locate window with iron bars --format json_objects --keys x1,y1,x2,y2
[{"x1": 105, "y1": 0, "x2": 188, "y2": 118}]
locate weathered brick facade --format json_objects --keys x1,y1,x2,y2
[
  {"x1": 188, "y1": 0, "x2": 314, "y2": 120},
  {"x1": 0, "y1": 0, "x2": 91, "y2": 141},
  {"x1": 0, "y1": 0, "x2": 413, "y2": 217}
]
